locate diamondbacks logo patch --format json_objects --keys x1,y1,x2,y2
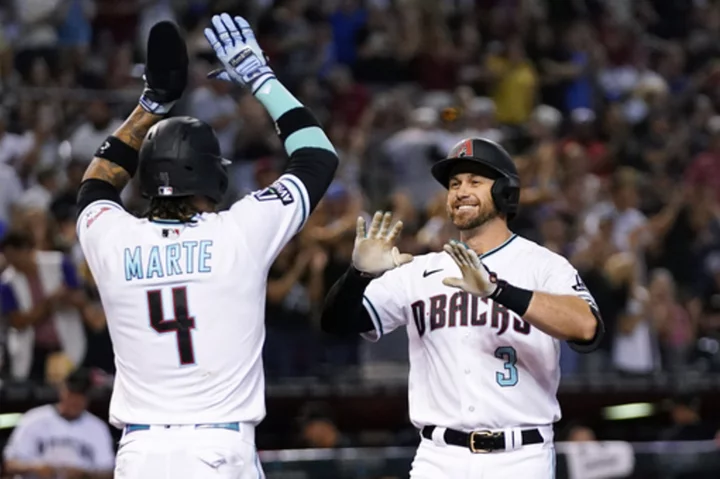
[
  {"x1": 450, "y1": 139, "x2": 474, "y2": 158},
  {"x1": 85, "y1": 206, "x2": 112, "y2": 228},
  {"x1": 253, "y1": 181, "x2": 294, "y2": 205}
]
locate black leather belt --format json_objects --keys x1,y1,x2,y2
[{"x1": 421, "y1": 426, "x2": 543, "y2": 453}]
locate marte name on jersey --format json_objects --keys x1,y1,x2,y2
[{"x1": 123, "y1": 240, "x2": 215, "y2": 281}]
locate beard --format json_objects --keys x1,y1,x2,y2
[{"x1": 448, "y1": 203, "x2": 499, "y2": 230}]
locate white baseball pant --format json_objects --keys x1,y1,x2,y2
[
  {"x1": 114, "y1": 423, "x2": 265, "y2": 479},
  {"x1": 410, "y1": 426, "x2": 555, "y2": 479}
]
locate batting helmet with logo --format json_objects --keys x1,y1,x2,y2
[
  {"x1": 430, "y1": 138, "x2": 520, "y2": 220},
  {"x1": 138, "y1": 117, "x2": 230, "y2": 204}
]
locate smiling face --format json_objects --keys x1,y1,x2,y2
[{"x1": 445, "y1": 162, "x2": 500, "y2": 230}]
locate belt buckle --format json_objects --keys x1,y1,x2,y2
[{"x1": 469, "y1": 430, "x2": 499, "y2": 453}]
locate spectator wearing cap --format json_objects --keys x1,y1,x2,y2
[
  {"x1": 0, "y1": 231, "x2": 90, "y2": 382},
  {"x1": 2, "y1": 367, "x2": 114, "y2": 478}
]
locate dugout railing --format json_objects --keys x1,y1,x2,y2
[{"x1": 258, "y1": 440, "x2": 720, "y2": 479}]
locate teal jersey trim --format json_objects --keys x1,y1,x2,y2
[
  {"x1": 253, "y1": 79, "x2": 302, "y2": 121},
  {"x1": 285, "y1": 127, "x2": 336, "y2": 155}
]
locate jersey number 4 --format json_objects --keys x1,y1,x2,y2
[
  {"x1": 495, "y1": 346, "x2": 518, "y2": 387},
  {"x1": 147, "y1": 287, "x2": 196, "y2": 366}
]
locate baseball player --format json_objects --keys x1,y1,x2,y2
[
  {"x1": 321, "y1": 138, "x2": 604, "y2": 478},
  {"x1": 3, "y1": 368, "x2": 114, "y2": 479},
  {"x1": 75, "y1": 16, "x2": 337, "y2": 479}
]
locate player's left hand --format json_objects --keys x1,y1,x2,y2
[
  {"x1": 139, "y1": 21, "x2": 189, "y2": 115},
  {"x1": 204, "y1": 13, "x2": 276, "y2": 93},
  {"x1": 442, "y1": 240, "x2": 498, "y2": 298}
]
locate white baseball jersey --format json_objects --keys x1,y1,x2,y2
[
  {"x1": 76, "y1": 174, "x2": 310, "y2": 428},
  {"x1": 3, "y1": 405, "x2": 115, "y2": 473},
  {"x1": 362, "y1": 234, "x2": 597, "y2": 431}
]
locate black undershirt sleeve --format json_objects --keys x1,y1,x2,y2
[
  {"x1": 321, "y1": 266, "x2": 376, "y2": 336},
  {"x1": 76, "y1": 179, "x2": 124, "y2": 217},
  {"x1": 567, "y1": 304, "x2": 605, "y2": 353},
  {"x1": 274, "y1": 106, "x2": 338, "y2": 213},
  {"x1": 284, "y1": 147, "x2": 337, "y2": 213}
]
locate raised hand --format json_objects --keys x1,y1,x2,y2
[
  {"x1": 442, "y1": 240, "x2": 498, "y2": 297},
  {"x1": 203, "y1": 13, "x2": 275, "y2": 93},
  {"x1": 352, "y1": 211, "x2": 413, "y2": 277},
  {"x1": 139, "y1": 21, "x2": 189, "y2": 115}
]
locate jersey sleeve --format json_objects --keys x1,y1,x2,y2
[
  {"x1": 360, "y1": 266, "x2": 410, "y2": 342},
  {"x1": 91, "y1": 420, "x2": 116, "y2": 470},
  {"x1": 76, "y1": 199, "x2": 131, "y2": 273},
  {"x1": 2, "y1": 414, "x2": 40, "y2": 463},
  {"x1": 225, "y1": 173, "x2": 310, "y2": 268},
  {"x1": 539, "y1": 255, "x2": 604, "y2": 353}
]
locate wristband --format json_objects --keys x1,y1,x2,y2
[
  {"x1": 94, "y1": 136, "x2": 139, "y2": 177},
  {"x1": 275, "y1": 107, "x2": 322, "y2": 142},
  {"x1": 350, "y1": 265, "x2": 379, "y2": 281},
  {"x1": 488, "y1": 278, "x2": 533, "y2": 316}
]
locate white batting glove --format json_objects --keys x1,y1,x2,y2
[
  {"x1": 442, "y1": 240, "x2": 498, "y2": 297},
  {"x1": 353, "y1": 211, "x2": 414, "y2": 277},
  {"x1": 203, "y1": 14, "x2": 276, "y2": 93}
]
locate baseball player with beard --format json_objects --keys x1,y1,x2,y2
[{"x1": 321, "y1": 138, "x2": 604, "y2": 478}]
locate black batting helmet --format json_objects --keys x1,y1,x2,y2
[
  {"x1": 138, "y1": 117, "x2": 230, "y2": 204},
  {"x1": 431, "y1": 138, "x2": 520, "y2": 220}
]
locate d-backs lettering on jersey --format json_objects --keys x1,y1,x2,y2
[
  {"x1": 361, "y1": 234, "x2": 597, "y2": 432},
  {"x1": 76, "y1": 174, "x2": 310, "y2": 428}
]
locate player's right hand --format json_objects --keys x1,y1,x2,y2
[
  {"x1": 352, "y1": 211, "x2": 413, "y2": 277},
  {"x1": 139, "y1": 21, "x2": 189, "y2": 115},
  {"x1": 204, "y1": 13, "x2": 276, "y2": 93}
]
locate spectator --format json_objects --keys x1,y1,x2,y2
[
  {"x1": 264, "y1": 239, "x2": 324, "y2": 379},
  {"x1": 381, "y1": 107, "x2": 444, "y2": 213},
  {"x1": 485, "y1": 36, "x2": 539, "y2": 127},
  {"x1": 188, "y1": 76, "x2": 240, "y2": 158},
  {"x1": 2, "y1": 367, "x2": 114, "y2": 478},
  {"x1": 647, "y1": 269, "x2": 694, "y2": 371},
  {"x1": 0, "y1": 231, "x2": 89, "y2": 382},
  {"x1": 68, "y1": 98, "x2": 122, "y2": 164}
]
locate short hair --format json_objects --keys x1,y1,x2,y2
[
  {"x1": 0, "y1": 230, "x2": 35, "y2": 251},
  {"x1": 146, "y1": 197, "x2": 200, "y2": 223},
  {"x1": 65, "y1": 367, "x2": 93, "y2": 395}
]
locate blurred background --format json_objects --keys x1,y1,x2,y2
[{"x1": 1, "y1": 0, "x2": 720, "y2": 477}]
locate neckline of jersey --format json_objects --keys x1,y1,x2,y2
[
  {"x1": 479, "y1": 233, "x2": 518, "y2": 259},
  {"x1": 149, "y1": 215, "x2": 200, "y2": 225}
]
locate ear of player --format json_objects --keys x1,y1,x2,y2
[
  {"x1": 352, "y1": 211, "x2": 414, "y2": 277},
  {"x1": 204, "y1": 13, "x2": 276, "y2": 93},
  {"x1": 139, "y1": 21, "x2": 189, "y2": 115},
  {"x1": 442, "y1": 240, "x2": 498, "y2": 297}
]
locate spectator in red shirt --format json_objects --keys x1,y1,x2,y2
[
  {"x1": 560, "y1": 108, "x2": 611, "y2": 177},
  {"x1": 327, "y1": 65, "x2": 370, "y2": 129},
  {"x1": 686, "y1": 117, "x2": 720, "y2": 203}
]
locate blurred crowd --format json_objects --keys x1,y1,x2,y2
[{"x1": 4, "y1": 0, "x2": 720, "y2": 389}]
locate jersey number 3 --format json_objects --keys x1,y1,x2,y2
[
  {"x1": 147, "y1": 288, "x2": 196, "y2": 365},
  {"x1": 495, "y1": 346, "x2": 518, "y2": 387}
]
